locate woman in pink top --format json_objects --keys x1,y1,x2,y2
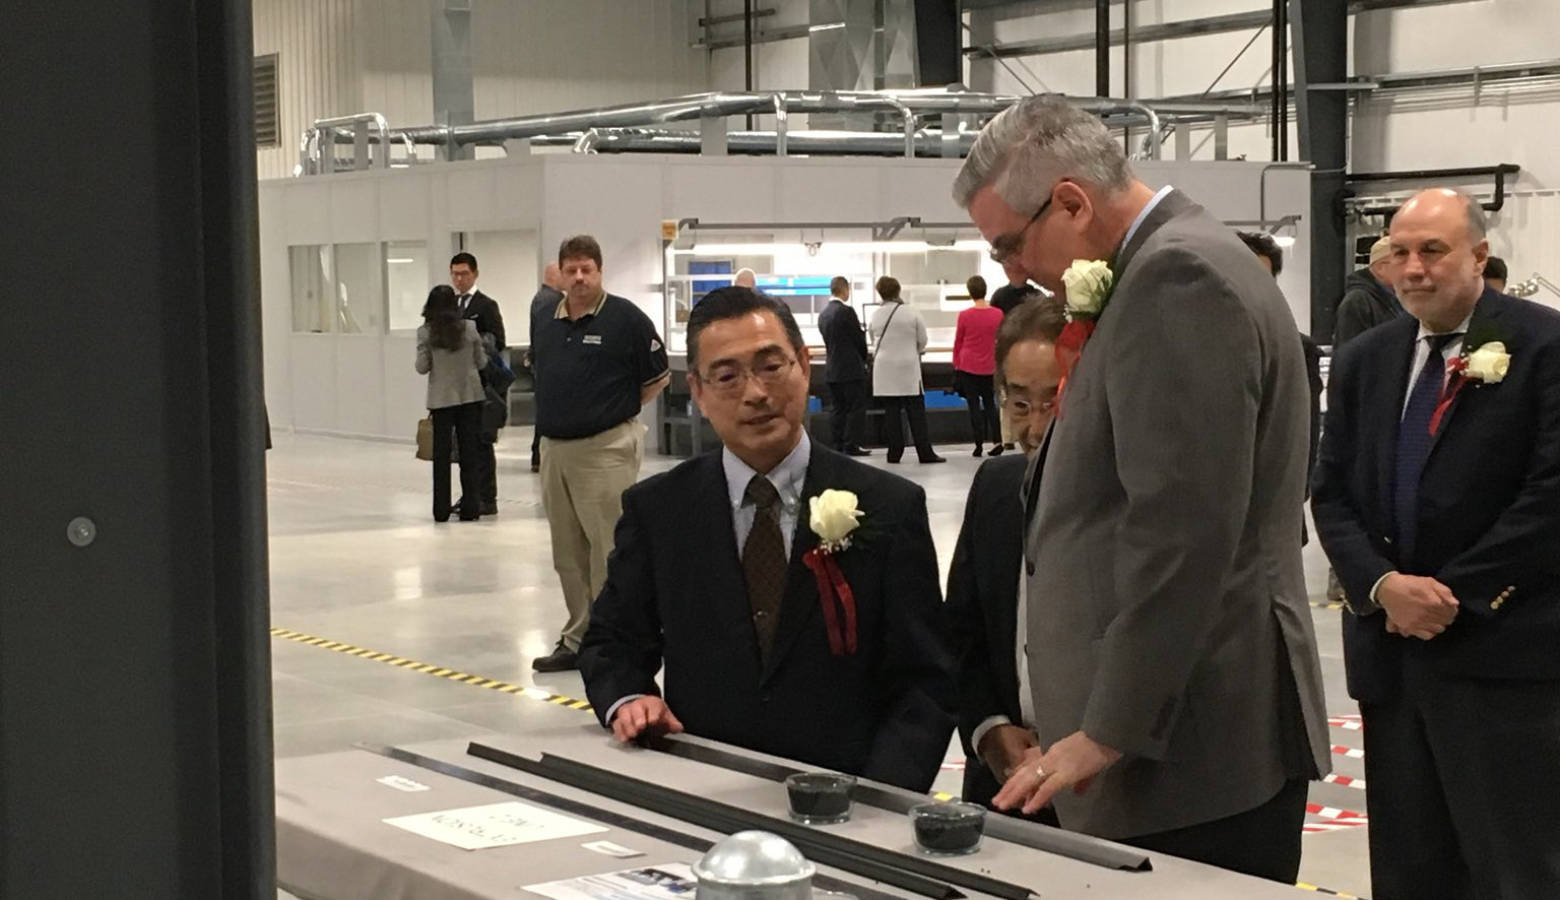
[{"x1": 952, "y1": 275, "x2": 1006, "y2": 457}]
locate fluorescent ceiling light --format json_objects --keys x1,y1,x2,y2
[
  {"x1": 1273, "y1": 235, "x2": 1297, "y2": 248},
  {"x1": 386, "y1": 257, "x2": 418, "y2": 264},
  {"x1": 809, "y1": 22, "x2": 846, "y2": 32}
]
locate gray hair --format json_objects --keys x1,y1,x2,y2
[{"x1": 952, "y1": 95, "x2": 1134, "y2": 212}]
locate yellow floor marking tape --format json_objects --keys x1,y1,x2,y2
[{"x1": 269, "y1": 626, "x2": 593, "y2": 713}]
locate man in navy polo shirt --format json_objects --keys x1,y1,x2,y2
[{"x1": 530, "y1": 234, "x2": 670, "y2": 672}]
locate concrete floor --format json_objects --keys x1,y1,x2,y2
[{"x1": 268, "y1": 428, "x2": 1371, "y2": 899}]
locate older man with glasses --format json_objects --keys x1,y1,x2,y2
[
  {"x1": 578, "y1": 286, "x2": 956, "y2": 792},
  {"x1": 953, "y1": 94, "x2": 1329, "y2": 883}
]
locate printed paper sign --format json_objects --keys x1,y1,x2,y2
[
  {"x1": 376, "y1": 775, "x2": 431, "y2": 793},
  {"x1": 525, "y1": 863, "x2": 697, "y2": 900},
  {"x1": 383, "y1": 801, "x2": 607, "y2": 851}
]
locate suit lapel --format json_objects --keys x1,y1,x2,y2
[
  {"x1": 762, "y1": 447, "x2": 836, "y2": 683},
  {"x1": 1426, "y1": 290, "x2": 1507, "y2": 461}
]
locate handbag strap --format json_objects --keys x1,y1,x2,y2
[{"x1": 870, "y1": 302, "x2": 903, "y2": 362}]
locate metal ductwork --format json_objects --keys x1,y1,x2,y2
[
  {"x1": 559, "y1": 127, "x2": 981, "y2": 157},
  {"x1": 302, "y1": 88, "x2": 1263, "y2": 172}
]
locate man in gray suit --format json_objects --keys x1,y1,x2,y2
[{"x1": 953, "y1": 95, "x2": 1329, "y2": 882}]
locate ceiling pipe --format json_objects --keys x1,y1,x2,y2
[{"x1": 304, "y1": 90, "x2": 1242, "y2": 168}]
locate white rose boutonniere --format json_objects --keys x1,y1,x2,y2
[
  {"x1": 1463, "y1": 340, "x2": 1511, "y2": 384},
  {"x1": 808, "y1": 489, "x2": 862, "y2": 553},
  {"x1": 804, "y1": 489, "x2": 863, "y2": 656},
  {"x1": 1061, "y1": 259, "x2": 1114, "y2": 320}
]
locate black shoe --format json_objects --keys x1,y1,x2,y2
[
  {"x1": 918, "y1": 454, "x2": 947, "y2": 464},
  {"x1": 531, "y1": 462, "x2": 541, "y2": 473},
  {"x1": 844, "y1": 446, "x2": 872, "y2": 457},
  {"x1": 989, "y1": 444, "x2": 1005, "y2": 456},
  {"x1": 885, "y1": 454, "x2": 903, "y2": 464},
  {"x1": 973, "y1": 445, "x2": 984, "y2": 458},
  {"x1": 532, "y1": 642, "x2": 579, "y2": 672},
  {"x1": 481, "y1": 502, "x2": 499, "y2": 516}
]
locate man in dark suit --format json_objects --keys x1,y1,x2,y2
[
  {"x1": 947, "y1": 296, "x2": 1066, "y2": 821},
  {"x1": 954, "y1": 96, "x2": 1329, "y2": 883},
  {"x1": 816, "y1": 276, "x2": 871, "y2": 457},
  {"x1": 451, "y1": 251, "x2": 506, "y2": 516},
  {"x1": 579, "y1": 287, "x2": 955, "y2": 792},
  {"x1": 1312, "y1": 188, "x2": 1560, "y2": 899}
]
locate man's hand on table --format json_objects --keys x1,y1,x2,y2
[
  {"x1": 991, "y1": 730, "x2": 1122, "y2": 816},
  {"x1": 611, "y1": 696, "x2": 685, "y2": 742}
]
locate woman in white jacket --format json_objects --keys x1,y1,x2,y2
[{"x1": 868, "y1": 276, "x2": 946, "y2": 464}]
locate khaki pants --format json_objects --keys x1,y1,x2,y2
[{"x1": 540, "y1": 420, "x2": 644, "y2": 652}]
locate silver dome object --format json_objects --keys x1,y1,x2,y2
[{"x1": 694, "y1": 831, "x2": 816, "y2": 900}]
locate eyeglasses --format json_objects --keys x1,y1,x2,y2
[
  {"x1": 988, "y1": 197, "x2": 1053, "y2": 265},
  {"x1": 698, "y1": 357, "x2": 798, "y2": 396},
  {"x1": 1004, "y1": 394, "x2": 1056, "y2": 417}
]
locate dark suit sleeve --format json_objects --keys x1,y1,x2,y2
[
  {"x1": 844, "y1": 305, "x2": 869, "y2": 361},
  {"x1": 1311, "y1": 342, "x2": 1395, "y2": 614},
  {"x1": 578, "y1": 487, "x2": 665, "y2": 723},
  {"x1": 1303, "y1": 335, "x2": 1323, "y2": 498},
  {"x1": 1435, "y1": 334, "x2": 1560, "y2": 616},
  {"x1": 1332, "y1": 290, "x2": 1372, "y2": 347},
  {"x1": 946, "y1": 462, "x2": 1006, "y2": 758},
  {"x1": 862, "y1": 485, "x2": 957, "y2": 792},
  {"x1": 478, "y1": 294, "x2": 506, "y2": 351}
]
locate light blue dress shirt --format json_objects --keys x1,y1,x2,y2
[
  {"x1": 1119, "y1": 184, "x2": 1174, "y2": 258},
  {"x1": 723, "y1": 430, "x2": 812, "y2": 561}
]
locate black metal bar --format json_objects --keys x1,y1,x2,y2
[
  {"x1": 963, "y1": 0, "x2": 1465, "y2": 58},
  {"x1": 356, "y1": 744, "x2": 906, "y2": 900},
  {"x1": 701, "y1": 7, "x2": 775, "y2": 27},
  {"x1": 468, "y1": 742, "x2": 1046, "y2": 900},
  {"x1": 648, "y1": 736, "x2": 1153, "y2": 872},
  {"x1": 744, "y1": 0, "x2": 754, "y2": 130},
  {"x1": 1095, "y1": 0, "x2": 1110, "y2": 97},
  {"x1": 1290, "y1": 0, "x2": 1348, "y2": 341},
  {"x1": 1346, "y1": 163, "x2": 1521, "y2": 183},
  {"x1": 1122, "y1": 0, "x2": 1132, "y2": 153}
]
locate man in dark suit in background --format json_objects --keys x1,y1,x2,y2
[
  {"x1": 947, "y1": 296, "x2": 1066, "y2": 821},
  {"x1": 526, "y1": 262, "x2": 565, "y2": 472},
  {"x1": 1312, "y1": 189, "x2": 1560, "y2": 899},
  {"x1": 817, "y1": 276, "x2": 871, "y2": 457},
  {"x1": 451, "y1": 252, "x2": 506, "y2": 515},
  {"x1": 579, "y1": 287, "x2": 955, "y2": 792}
]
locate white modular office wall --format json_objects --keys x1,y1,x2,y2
[{"x1": 259, "y1": 154, "x2": 1310, "y2": 441}]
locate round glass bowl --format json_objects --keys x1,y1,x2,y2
[
  {"x1": 909, "y1": 802, "x2": 987, "y2": 856},
  {"x1": 784, "y1": 772, "x2": 857, "y2": 825}
]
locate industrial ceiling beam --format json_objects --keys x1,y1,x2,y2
[{"x1": 965, "y1": 0, "x2": 1468, "y2": 59}]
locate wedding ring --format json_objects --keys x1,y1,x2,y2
[{"x1": 1034, "y1": 765, "x2": 1047, "y2": 779}]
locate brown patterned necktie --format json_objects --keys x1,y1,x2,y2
[{"x1": 742, "y1": 474, "x2": 787, "y2": 662}]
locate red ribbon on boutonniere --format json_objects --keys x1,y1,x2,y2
[
  {"x1": 1053, "y1": 319, "x2": 1097, "y2": 417},
  {"x1": 1429, "y1": 357, "x2": 1469, "y2": 436},
  {"x1": 802, "y1": 548, "x2": 858, "y2": 656}
]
